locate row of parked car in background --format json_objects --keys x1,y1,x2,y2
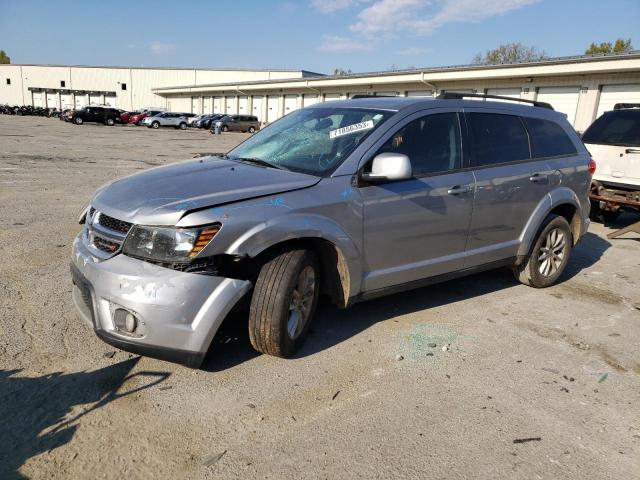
[{"x1": 1, "y1": 102, "x2": 262, "y2": 134}]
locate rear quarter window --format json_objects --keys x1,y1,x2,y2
[
  {"x1": 524, "y1": 117, "x2": 577, "y2": 157},
  {"x1": 467, "y1": 113, "x2": 530, "y2": 166}
]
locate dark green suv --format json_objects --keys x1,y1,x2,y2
[{"x1": 70, "y1": 106, "x2": 120, "y2": 126}]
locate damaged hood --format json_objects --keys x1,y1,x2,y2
[{"x1": 91, "y1": 156, "x2": 320, "y2": 225}]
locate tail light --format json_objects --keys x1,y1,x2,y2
[{"x1": 588, "y1": 158, "x2": 596, "y2": 175}]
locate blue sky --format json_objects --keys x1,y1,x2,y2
[{"x1": 0, "y1": 0, "x2": 637, "y2": 74}]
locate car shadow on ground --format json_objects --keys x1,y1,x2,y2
[
  {"x1": 202, "y1": 230, "x2": 611, "y2": 370},
  {"x1": 0, "y1": 358, "x2": 170, "y2": 479},
  {"x1": 601, "y1": 210, "x2": 640, "y2": 241}
]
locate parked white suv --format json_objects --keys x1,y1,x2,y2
[
  {"x1": 142, "y1": 112, "x2": 190, "y2": 130},
  {"x1": 583, "y1": 103, "x2": 640, "y2": 222}
]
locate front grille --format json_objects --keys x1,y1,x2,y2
[{"x1": 96, "y1": 213, "x2": 132, "y2": 235}]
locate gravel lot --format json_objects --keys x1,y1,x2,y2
[{"x1": 1, "y1": 116, "x2": 639, "y2": 480}]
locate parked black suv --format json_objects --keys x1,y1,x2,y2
[{"x1": 70, "y1": 107, "x2": 120, "y2": 126}]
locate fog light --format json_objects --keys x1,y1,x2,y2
[
  {"x1": 113, "y1": 307, "x2": 139, "y2": 334},
  {"x1": 125, "y1": 312, "x2": 137, "y2": 333}
]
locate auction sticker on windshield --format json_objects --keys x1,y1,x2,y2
[{"x1": 329, "y1": 120, "x2": 374, "y2": 139}]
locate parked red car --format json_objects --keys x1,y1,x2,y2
[
  {"x1": 119, "y1": 111, "x2": 137, "y2": 124},
  {"x1": 128, "y1": 110, "x2": 163, "y2": 125}
]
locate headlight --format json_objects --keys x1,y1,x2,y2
[{"x1": 122, "y1": 224, "x2": 220, "y2": 263}]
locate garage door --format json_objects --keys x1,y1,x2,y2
[
  {"x1": 191, "y1": 97, "x2": 200, "y2": 114},
  {"x1": 60, "y1": 93, "x2": 73, "y2": 109},
  {"x1": 303, "y1": 94, "x2": 319, "y2": 107},
  {"x1": 104, "y1": 95, "x2": 116, "y2": 107},
  {"x1": 226, "y1": 96, "x2": 237, "y2": 115},
  {"x1": 202, "y1": 97, "x2": 212, "y2": 114},
  {"x1": 267, "y1": 96, "x2": 279, "y2": 122},
  {"x1": 238, "y1": 96, "x2": 249, "y2": 114},
  {"x1": 284, "y1": 95, "x2": 298, "y2": 115},
  {"x1": 324, "y1": 93, "x2": 341, "y2": 102},
  {"x1": 75, "y1": 94, "x2": 88, "y2": 109},
  {"x1": 46, "y1": 93, "x2": 58, "y2": 109},
  {"x1": 252, "y1": 96, "x2": 263, "y2": 121},
  {"x1": 349, "y1": 92, "x2": 367, "y2": 98},
  {"x1": 213, "y1": 97, "x2": 223, "y2": 114},
  {"x1": 596, "y1": 84, "x2": 640, "y2": 119},
  {"x1": 32, "y1": 91, "x2": 44, "y2": 107},
  {"x1": 536, "y1": 87, "x2": 580, "y2": 125},
  {"x1": 375, "y1": 91, "x2": 399, "y2": 97},
  {"x1": 406, "y1": 90, "x2": 433, "y2": 97},
  {"x1": 89, "y1": 94, "x2": 102, "y2": 106},
  {"x1": 486, "y1": 88, "x2": 521, "y2": 102}
]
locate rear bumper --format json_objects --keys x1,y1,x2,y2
[{"x1": 70, "y1": 235, "x2": 252, "y2": 367}]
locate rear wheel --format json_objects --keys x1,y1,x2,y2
[
  {"x1": 513, "y1": 214, "x2": 572, "y2": 288},
  {"x1": 249, "y1": 249, "x2": 320, "y2": 358},
  {"x1": 105, "y1": 117, "x2": 115, "y2": 126},
  {"x1": 222, "y1": 125, "x2": 229, "y2": 132},
  {"x1": 248, "y1": 126, "x2": 256, "y2": 133},
  {"x1": 179, "y1": 122, "x2": 187, "y2": 130}
]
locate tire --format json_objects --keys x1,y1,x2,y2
[
  {"x1": 105, "y1": 117, "x2": 115, "y2": 126},
  {"x1": 73, "y1": 117, "x2": 83, "y2": 125},
  {"x1": 513, "y1": 214, "x2": 572, "y2": 288},
  {"x1": 222, "y1": 125, "x2": 229, "y2": 132},
  {"x1": 179, "y1": 122, "x2": 187, "y2": 130},
  {"x1": 152, "y1": 121, "x2": 160, "y2": 129},
  {"x1": 248, "y1": 126, "x2": 256, "y2": 133},
  {"x1": 249, "y1": 249, "x2": 320, "y2": 358}
]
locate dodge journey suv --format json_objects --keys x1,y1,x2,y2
[{"x1": 71, "y1": 93, "x2": 593, "y2": 368}]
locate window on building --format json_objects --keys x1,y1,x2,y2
[
  {"x1": 121, "y1": 83, "x2": 127, "y2": 91},
  {"x1": 60, "y1": 80, "x2": 66, "y2": 88},
  {"x1": 6, "y1": 78, "x2": 10, "y2": 85},
  {"x1": 377, "y1": 113, "x2": 462, "y2": 176},
  {"x1": 467, "y1": 113, "x2": 530, "y2": 166},
  {"x1": 524, "y1": 117, "x2": 577, "y2": 158}
]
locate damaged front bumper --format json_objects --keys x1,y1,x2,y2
[{"x1": 70, "y1": 235, "x2": 252, "y2": 368}]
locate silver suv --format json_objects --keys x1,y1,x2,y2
[
  {"x1": 71, "y1": 94, "x2": 593, "y2": 367},
  {"x1": 142, "y1": 112, "x2": 191, "y2": 130}
]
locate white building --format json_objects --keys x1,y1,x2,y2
[
  {"x1": 2, "y1": 52, "x2": 640, "y2": 132},
  {"x1": 0, "y1": 64, "x2": 319, "y2": 112}
]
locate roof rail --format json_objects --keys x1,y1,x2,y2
[
  {"x1": 350, "y1": 94, "x2": 395, "y2": 99},
  {"x1": 614, "y1": 103, "x2": 640, "y2": 110},
  {"x1": 437, "y1": 92, "x2": 554, "y2": 110}
]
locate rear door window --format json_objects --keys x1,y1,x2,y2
[
  {"x1": 524, "y1": 117, "x2": 577, "y2": 157},
  {"x1": 467, "y1": 113, "x2": 530, "y2": 166},
  {"x1": 582, "y1": 110, "x2": 640, "y2": 147}
]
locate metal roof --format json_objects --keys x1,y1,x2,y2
[{"x1": 151, "y1": 50, "x2": 640, "y2": 93}]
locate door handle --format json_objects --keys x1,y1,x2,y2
[
  {"x1": 447, "y1": 184, "x2": 473, "y2": 195},
  {"x1": 625, "y1": 148, "x2": 640, "y2": 154},
  {"x1": 529, "y1": 173, "x2": 549, "y2": 184}
]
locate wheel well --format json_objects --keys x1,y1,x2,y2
[{"x1": 549, "y1": 203, "x2": 580, "y2": 244}]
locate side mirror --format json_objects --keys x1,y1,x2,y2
[{"x1": 361, "y1": 153, "x2": 412, "y2": 183}]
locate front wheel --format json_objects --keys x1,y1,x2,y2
[
  {"x1": 152, "y1": 121, "x2": 160, "y2": 129},
  {"x1": 248, "y1": 126, "x2": 256, "y2": 133},
  {"x1": 73, "y1": 117, "x2": 83, "y2": 125},
  {"x1": 222, "y1": 125, "x2": 229, "y2": 132},
  {"x1": 513, "y1": 214, "x2": 572, "y2": 288},
  {"x1": 249, "y1": 249, "x2": 320, "y2": 358}
]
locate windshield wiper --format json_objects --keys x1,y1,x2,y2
[{"x1": 232, "y1": 157, "x2": 287, "y2": 170}]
